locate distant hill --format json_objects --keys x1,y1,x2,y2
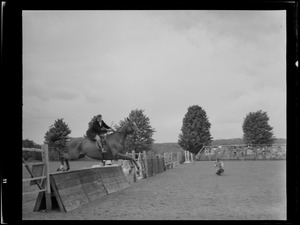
[
  {"x1": 211, "y1": 138, "x2": 244, "y2": 146},
  {"x1": 151, "y1": 143, "x2": 185, "y2": 155},
  {"x1": 211, "y1": 138, "x2": 286, "y2": 146},
  {"x1": 152, "y1": 138, "x2": 286, "y2": 154}
]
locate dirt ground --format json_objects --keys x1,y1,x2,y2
[{"x1": 22, "y1": 160, "x2": 286, "y2": 220}]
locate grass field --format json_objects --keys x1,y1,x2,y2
[{"x1": 23, "y1": 160, "x2": 286, "y2": 220}]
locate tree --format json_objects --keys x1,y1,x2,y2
[
  {"x1": 22, "y1": 139, "x2": 41, "y2": 160},
  {"x1": 23, "y1": 139, "x2": 41, "y2": 148},
  {"x1": 44, "y1": 118, "x2": 71, "y2": 157},
  {"x1": 114, "y1": 109, "x2": 156, "y2": 153},
  {"x1": 242, "y1": 110, "x2": 275, "y2": 145},
  {"x1": 178, "y1": 105, "x2": 212, "y2": 154}
]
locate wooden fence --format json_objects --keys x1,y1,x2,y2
[
  {"x1": 127, "y1": 151, "x2": 185, "y2": 179},
  {"x1": 22, "y1": 144, "x2": 52, "y2": 210}
]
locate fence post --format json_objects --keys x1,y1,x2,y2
[
  {"x1": 131, "y1": 150, "x2": 137, "y2": 181},
  {"x1": 42, "y1": 144, "x2": 52, "y2": 210},
  {"x1": 138, "y1": 152, "x2": 141, "y2": 166},
  {"x1": 181, "y1": 152, "x2": 184, "y2": 163},
  {"x1": 160, "y1": 154, "x2": 164, "y2": 172},
  {"x1": 138, "y1": 152, "x2": 144, "y2": 178},
  {"x1": 156, "y1": 154, "x2": 159, "y2": 174},
  {"x1": 180, "y1": 152, "x2": 183, "y2": 164},
  {"x1": 162, "y1": 154, "x2": 166, "y2": 171},
  {"x1": 143, "y1": 151, "x2": 148, "y2": 178},
  {"x1": 157, "y1": 154, "x2": 160, "y2": 173},
  {"x1": 131, "y1": 150, "x2": 135, "y2": 160},
  {"x1": 163, "y1": 153, "x2": 167, "y2": 169},
  {"x1": 152, "y1": 154, "x2": 155, "y2": 176}
]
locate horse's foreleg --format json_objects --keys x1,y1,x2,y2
[{"x1": 115, "y1": 153, "x2": 140, "y2": 170}]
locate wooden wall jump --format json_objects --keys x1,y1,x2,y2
[{"x1": 35, "y1": 166, "x2": 130, "y2": 212}]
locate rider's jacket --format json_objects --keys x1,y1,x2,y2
[
  {"x1": 86, "y1": 120, "x2": 111, "y2": 139},
  {"x1": 215, "y1": 161, "x2": 224, "y2": 170}
]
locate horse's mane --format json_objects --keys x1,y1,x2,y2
[{"x1": 114, "y1": 119, "x2": 131, "y2": 134}]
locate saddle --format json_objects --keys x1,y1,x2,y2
[{"x1": 92, "y1": 134, "x2": 106, "y2": 146}]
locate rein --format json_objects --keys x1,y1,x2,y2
[{"x1": 110, "y1": 121, "x2": 136, "y2": 135}]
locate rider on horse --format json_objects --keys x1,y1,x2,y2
[{"x1": 86, "y1": 114, "x2": 115, "y2": 153}]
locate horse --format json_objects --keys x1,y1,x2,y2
[{"x1": 48, "y1": 118, "x2": 141, "y2": 173}]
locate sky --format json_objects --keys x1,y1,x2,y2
[{"x1": 22, "y1": 10, "x2": 286, "y2": 145}]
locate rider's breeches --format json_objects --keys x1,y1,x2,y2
[{"x1": 95, "y1": 135, "x2": 102, "y2": 146}]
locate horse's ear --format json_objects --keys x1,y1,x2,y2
[{"x1": 127, "y1": 117, "x2": 130, "y2": 122}]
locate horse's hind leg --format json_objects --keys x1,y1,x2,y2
[
  {"x1": 115, "y1": 153, "x2": 140, "y2": 171},
  {"x1": 57, "y1": 157, "x2": 65, "y2": 171},
  {"x1": 57, "y1": 154, "x2": 70, "y2": 171},
  {"x1": 115, "y1": 153, "x2": 140, "y2": 182},
  {"x1": 65, "y1": 159, "x2": 70, "y2": 171}
]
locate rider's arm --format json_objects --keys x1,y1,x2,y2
[
  {"x1": 102, "y1": 121, "x2": 115, "y2": 132},
  {"x1": 102, "y1": 121, "x2": 111, "y2": 129}
]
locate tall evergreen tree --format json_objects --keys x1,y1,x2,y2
[
  {"x1": 178, "y1": 105, "x2": 212, "y2": 154},
  {"x1": 115, "y1": 109, "x2": 155, "y2": 153},
  {"x1": 242, "y1": 110, "x2": 275, "y2": 145},
  {"x1": 44, "y1": 118, "x2": 71, "y2": 154}
]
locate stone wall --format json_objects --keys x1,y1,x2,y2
[{"x1": 197, "y1": 145, "x2": 286, "y2": 161}]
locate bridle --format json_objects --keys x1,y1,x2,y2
[{"x1": 128, "y1": 120, "x2": 137, "y2": 131}]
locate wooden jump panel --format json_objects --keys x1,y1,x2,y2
[
  {"x1": 146, "y1": 158, "x2": 153, "y2": 177},
  {"x1": 35, "y1": 166, "x2": 130, "y2": 212},
  {"x1": 97, "y1": 166, "x2": 130, "y2": 194},
  {"x1": 50, "y1": 169, "x2": 94, "y2": 212}
]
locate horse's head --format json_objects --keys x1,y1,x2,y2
[{"x1": 126, "y1": 117, "x2": 141, "y2": 134}]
